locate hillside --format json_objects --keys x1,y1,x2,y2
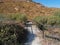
[
  {"x1": 0, "y1": 0, "x2": 32, "y2": 2},
  {"x1": 0, "y1": 1, "x2": 60, "y2": 45},
  {"x1": 0, "y1": 1, "x2": 59, "y2": 19}
]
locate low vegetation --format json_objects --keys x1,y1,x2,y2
[
  {"x1": 0, "y1": 23, "x2": 28, "y2": 45},
  {"x1": 7, "y1": 13, "x2": 27, "y2": 22},
  {"x1": 33, "y1": 11, "x2": 60, "y2": 38},
  {"x1": 33, "y1": 11, "x2": 60, "y2": 29},
  {"x1": 0, "y1": 13, "x2": 28, "y2": 45},
  {"x1": 0, "y1": 13, "x2": 27, "y2": 23},
  {"x1": 0, "y1": 11, "x2": 60, "y2": 44}
]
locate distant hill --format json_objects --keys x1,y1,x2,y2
[
  {"x1": 0, "y1": 0, "x2": 32, "y2": 2},
  {"x1": 0, "y1": 0, "x2": 59, "y2": 19}
]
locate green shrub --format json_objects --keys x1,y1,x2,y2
[
  {"x1": 54, "y1": 10, "x2": 60, "y2": 17},
  {"x1": 33, "y1": 14, "x2": 60, "y2": 38},
  {"x1": 0, "y1": 14, "x2": 7, "y2": 21},
  {"x1": 8, "y1": 13, "x2": 27, "y2": 22},
  {"x1": 33, "y1": 16, "x2": 48, "y2": 38},
  {"x1": 33, "y1": 16, "x2": 47, "y2": 25},
  {"x1": 0, "y1": 13, "x2": 27, "y2": 23},
  {"x1": 47, "y1": 11, "x2": 60, "y2": 26},
  {"x1": 47, "y1": 15, "x2": 56, "y2": 26},
  {"x1": 33, "y1": 15, "x2": 48, "y2": 31},
  {"x1": 0, "y1": 23, "x2": 28, "y2": 45},
  {"x1": 33, "y1": 12, "x2": 60, "y2": 30}
]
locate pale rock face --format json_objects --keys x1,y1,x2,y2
[
  {"x1": 25, "y1": 24, "x2": 43, "y2": 45},
  {"x1": 31, "y1": 25, "x2": 43, "y2": 45},
  {"x1": 15, "y1": 7, "x2": 19, "y2": 11}
]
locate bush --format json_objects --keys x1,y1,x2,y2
[
  {"x1": 0, "y1": 23, "x2": 28, "y2": 45},
  {"x1": 0, "y1": 13, "x2": 27, "y2": 23},
  {"x1": 47, "y1": 15, "x2": 60, "y2": 26},
  {"x1": 33, "y1": 12, "x2": 60, "y2": 37},
  {"x1": 33, "y1": 16, "x2": 48, "y2": 38},
  {"x1": 33, "y1": 15, "x2": 48, "y2": 30},
  {"x1": 0, "y1": 14, "x2": 7, "y2": 21},
  {"x1": 47, "y1": 11, "x2": 60, "y2": 26},
  {"x1": 7, "y1": 13, "x2": 27, "y2": 22},
  {"x1": 33, "y1": 12, "x2": 60, "y2": 28}
]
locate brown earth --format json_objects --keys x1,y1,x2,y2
[{"x1": 0, "y1": 1, "x2": 59, "y2": 20}]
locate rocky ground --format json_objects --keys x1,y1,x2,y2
[
  {"x1": 42, "y1": 27, "x2": 60, "y2": 45},
  {"x1": 31, "y1": 25, "x2": 60, "y2": 45}
]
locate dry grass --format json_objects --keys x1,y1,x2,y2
[{"x1": 0, "y1": 1, "x2": 58, "y2": 20}]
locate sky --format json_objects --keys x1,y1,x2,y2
[{"x1": 33, "y1": 0, "x2": 60, "y2": 8}]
